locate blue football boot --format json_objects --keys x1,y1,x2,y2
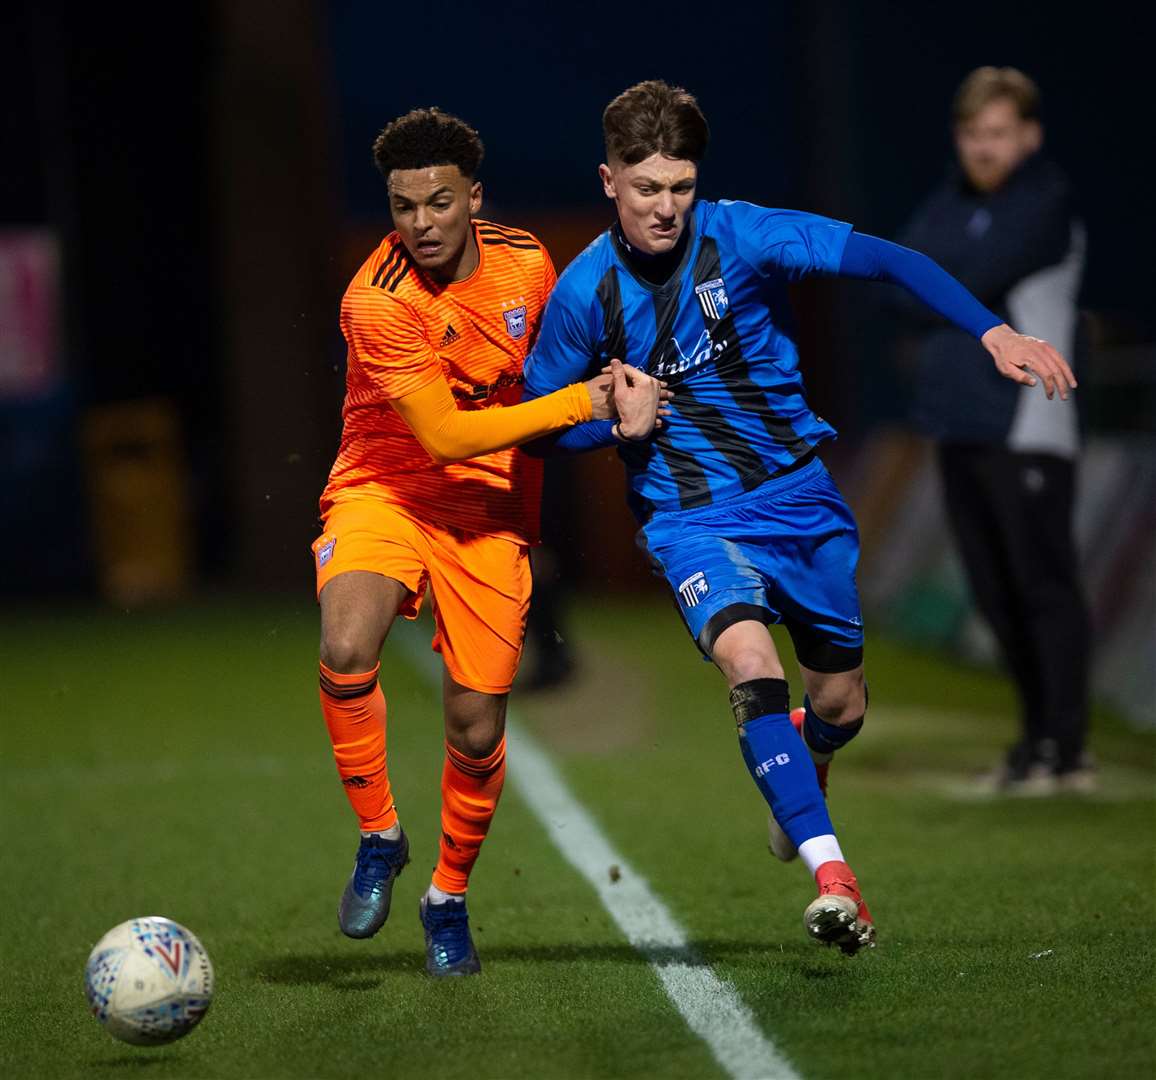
[
  {"x1": 419, "y1": 894, "x2": 481, "y2": 976},
  {"x1": 338, "y1": 830, "x2": 410, "y2": 939}
]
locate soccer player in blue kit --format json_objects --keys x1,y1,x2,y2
[{"x1": 523, "y1": 81, "x2": 1077, "y2": 955}]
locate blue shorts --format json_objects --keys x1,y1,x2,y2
[{"x1": 638, "y1": 456, "x2": 864, "y2": 673}]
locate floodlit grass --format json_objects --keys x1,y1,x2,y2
[{"x1": 2, "y1": 597, "x2": 1153, "y2": 1079}]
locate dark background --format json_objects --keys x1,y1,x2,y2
[{"x1": 3, "y1": 0, "x2": 1149, "y2": 599}]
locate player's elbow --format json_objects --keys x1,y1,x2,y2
[
  {"x1": 411, "y1": 429, "x2": 467, "y2": 465},
  {"x1": 422, "y1": 440, "x2": 466, "y2": 465}
]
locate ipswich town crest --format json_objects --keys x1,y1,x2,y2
[
  {"x1": 502, "y1": 304, "x2": 528, "y2": 339},
  {"x1": 694, "y1": 278, "x2": 729, "y2": 320}
]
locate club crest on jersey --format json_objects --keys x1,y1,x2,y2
[
  {"x1": 694, "y1": 278, "x2": 729, "y2": 320},
  {"x1": 678, "y1": 571, "x2": 710, "y2": 607},
  {"x1": 502, "y1": 305, "x2": 528, "y2": 339}
]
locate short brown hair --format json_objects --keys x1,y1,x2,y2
[
  {"x1": 953, "y1": 66, "x2": 1041, "y2": 124},
  {"x1": 372, "y1": 107, "x2": 484, "y2": 182},
  {"x1": 602, "y1": 80, "x2": 710, "y2": 165}
]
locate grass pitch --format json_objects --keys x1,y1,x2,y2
[{"x1": 2, "y1": 595, "x2": 1153, "y2": 1079}]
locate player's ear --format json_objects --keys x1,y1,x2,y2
[
  {"x1": 468, "y1": 181, "x2": 482, "y2": 215},
  {"x1": 598, "y1": 163, "x2": 616, "y2": 200}
]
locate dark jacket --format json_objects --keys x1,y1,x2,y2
[{"x1": 895, "y1": 153, "x2": 1080, "y2": 445}]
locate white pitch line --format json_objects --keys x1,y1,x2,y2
[
  {"x1": 505, "y1": 725, "x2": 800, "y2": 1080},
  {"x1": 398, "y1": 630, "x2": 799, "y2": 1080}
]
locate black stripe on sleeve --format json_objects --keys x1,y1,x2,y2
[
  {"x1": 372, "y1": 245, "x2": 405, "y2": 288},
  {"x1": 477, "y1": 222, "x2": 535, "y2": 240},
  {"x1": 383, "y1": 247, "x2": 414, "y2": 292},
  {"x1": 481, "y1": 237, "x2": 541, "y2": 250}
]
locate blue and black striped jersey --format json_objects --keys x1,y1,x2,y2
[{"x1": 522, "y1": 199, "x2": 852, "y2": 520}]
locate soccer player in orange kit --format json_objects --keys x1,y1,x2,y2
[{"x1": 312, "y1": 107, "x2": 664, "y2": 976}]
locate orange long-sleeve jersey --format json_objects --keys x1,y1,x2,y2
[{"x1": 321, "y1": 221, "x2": 586, "y2": 543}]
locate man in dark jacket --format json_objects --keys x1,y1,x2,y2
[{"x1": 896, "y1": 66, "x2": 1093, "y2": 794}]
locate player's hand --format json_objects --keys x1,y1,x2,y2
[
  {"x1": 981, "y1": 323, "x2": 1078, "y2": 401},
  {"x1": 583, "y1": 371, "x2": 616, "y2": 420},
  {"x1": 608, "y1": 358, "x2": 667, "y2": 440},
  {"x1": 602, "y1": 366, "x2": 674, "y2": 404}
]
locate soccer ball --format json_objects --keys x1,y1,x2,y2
[{"x1": 84, "y1": 916, "x2": 214, "y2": 1046}]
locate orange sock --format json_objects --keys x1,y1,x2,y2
[
  {"x1": 432, "y1": 737, "x2": 507, "y2": 893},
  {"x1": 319, "y1": 661, "x2": 397, "y2": 833}
]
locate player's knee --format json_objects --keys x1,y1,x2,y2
[
  {"x1": 444, "y1": 688, "x2": 506, "y2": 758},
  {"x1": 721, "y1": 646, "x2": 780, "y2": 685},
  {"x1": 809, "y1": 673, "x2": 867, "y2": 727},
  {"x1": 450, "y1": 726, "x2": 504, "y2": 759},
  {"x1": 713, "y1": 631, "x2": 782, "y2": 685},
  {"x1": 319, "y1": 630, "x2": 379, "y2": 675}
]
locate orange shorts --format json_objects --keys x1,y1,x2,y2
[{"x1": 312, "y1": 497, "x2": 531, "y2": 694}]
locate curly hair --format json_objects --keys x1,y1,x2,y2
[
  {"x1": 372, "y1": 107, "x2": 485, "y2": 181},
  {"x1": 602, "y1": 80, "x2": 709, "y2": 166}
]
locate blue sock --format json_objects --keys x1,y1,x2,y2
[
  {"x1": 802, "y1": 692, "x2": 864, "y2": 757},
  {"x1": 732, "y1": 678, "x2": 834, "y2": 849}
]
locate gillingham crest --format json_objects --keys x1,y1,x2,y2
[
  {"x1": 678, "y1": 571, "x2": 710, "y2": 607},
  {"x1": 694, "y1": 278, "x2": 729, "y2": 320}
]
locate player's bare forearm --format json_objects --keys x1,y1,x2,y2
[{"x1": 980, "y1": 323, "x2": 1078, "y2": 400}]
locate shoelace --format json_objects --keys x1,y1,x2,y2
[
  {"x1": 424, "y1": 902, "x2": 471, "y2": 961},
  {"x1": 353, "y1": 841, "x2": 402, "y2": 895}
]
